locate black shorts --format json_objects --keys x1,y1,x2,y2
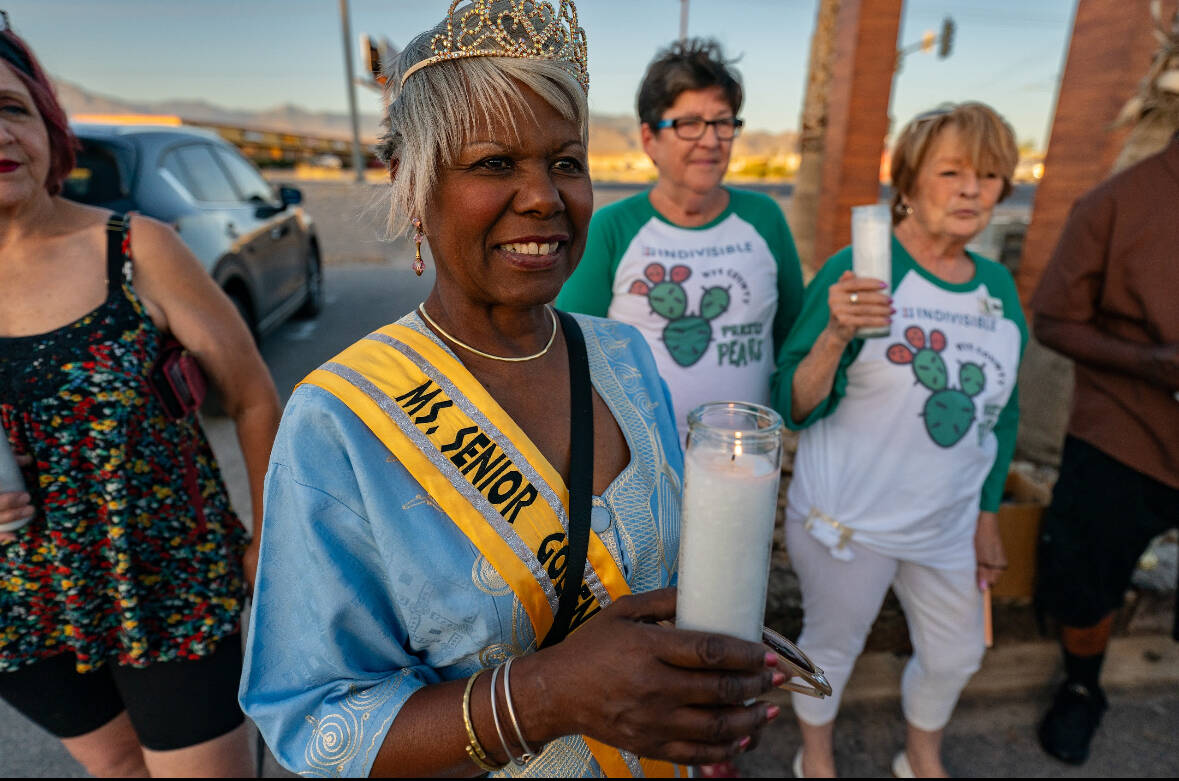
[
  {"x1": 0, "y1": 636, "x2": 244, "y2": 751},
  {"x1": 1036, "y1": 436, "x2": 1179, "y2": 628}
]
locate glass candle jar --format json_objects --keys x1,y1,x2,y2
[{"x1": 676, "y1": 401, "x2": 784, "y2": 642}]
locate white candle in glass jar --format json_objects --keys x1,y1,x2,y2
[{"x1": 676, "y1": 444, "x2": 781, "y2": 642}]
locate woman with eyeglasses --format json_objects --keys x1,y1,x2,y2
[
  {"x1": 773, "y1": 103, "x2": 1027, "y2": 777},
  {"x1": 558, "y1": 38, "x2": 804, "y2": 443}
]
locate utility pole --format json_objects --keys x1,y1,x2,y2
[
  {"x1": 679, "y1": 0, "x2": 690, "y2": 41},
  {"x1": 339, "y1": 0, "x2": 365, "y2": 182}
]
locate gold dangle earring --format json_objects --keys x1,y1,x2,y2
[{"x1": 412, "y1": 217, "x2": 425, "y2": 276}]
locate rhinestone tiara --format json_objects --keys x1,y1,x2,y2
[{"x1": 399, "y1": 0, "x2": 588, "y2": 93}]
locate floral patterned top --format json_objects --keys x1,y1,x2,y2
[{"x1": 0, "y1": 215, "x2": 247, "y2": 674}]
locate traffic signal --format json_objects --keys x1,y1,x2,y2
[
  {"x1": 361, "y1": 34, "x2": 387, "y2": 85},
  {"x1": 921, "y1": 30, "x2": 936, "y2": 53},
  {"x1": 938, "y1": 18, "x2": 955, "y2": 59}
]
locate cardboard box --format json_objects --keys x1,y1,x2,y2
[{"x1": 992, "y1": 471, "x2": 1051, "y2": 599}]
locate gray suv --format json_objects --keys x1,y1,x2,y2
[{"x1": 64, "y1": 123, "x2": 322, "y2": 339}]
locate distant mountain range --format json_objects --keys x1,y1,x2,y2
[
  {"x1": 53, "y1": 79, "x2": 387, "y2": 142},
  {"x1": 53, "y1": 78, "x2": 798, "y2": 157}
]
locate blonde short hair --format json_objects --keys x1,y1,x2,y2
[
  {"x1": 889, "y1": 102, "x2": 1018, "y2": 224},
  {"x1": 375, "y1": 3, "x2": 589, "y2": 238}
]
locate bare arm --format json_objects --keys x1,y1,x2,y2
[
  {"x1": 369, "y1": 589, "x2": 782, "y2": 776},
  {"x1": 0, "y1": 455, "x2": 34, "y2": 544},
  {"x1": 974, "y1": 510, "x2": 1006, "y2": 590},
  {"x1": 791, "y1": 329, "x2": 853, "y2": 424},
  {"x1": 1033, "y1": 314, "x2": 1179, "y2": 392},
  {"x1": 128, "y1": 216, "x2": 281, "y2": 584},
  {"x1": 790, "y1": 271, "x2": 892, "y2": 423}
]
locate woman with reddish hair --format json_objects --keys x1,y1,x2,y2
[
  {"x1": 774, "y1": 103, "x2": 1026, "y2": 777},
  {"x1": 0, "y1": 14, "x2": 279, "y2": 777}
]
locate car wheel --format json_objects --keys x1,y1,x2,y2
[
  {"x1": 227, "y1": 287, "x2": 259, "y2": 345},
  {"x1": 296, "y1": 243, "x2": 324, "y2": 318}
]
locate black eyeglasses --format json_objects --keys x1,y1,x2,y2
[{"x1": 654, "y1": 116, "x2": 744, "y2": 141}]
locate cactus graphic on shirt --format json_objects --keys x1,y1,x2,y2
[
  {"x1": 628, "y1": 263, "x2": 731, "y2": 367},
  {"x1": 886, "y1": 325, "x2": 987, "y2": 448}
]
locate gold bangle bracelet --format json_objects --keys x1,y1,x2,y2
[{"x1": 463, "y1": 670, "x2": 506, "y2": 773}]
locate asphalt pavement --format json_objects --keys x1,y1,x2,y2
[{"x1": 739, "y1": 683, "x2": 1179, "y2": 778}]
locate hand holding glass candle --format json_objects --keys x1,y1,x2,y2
[
  {"x1": 850, "y1": 204, "x2": 893, "y2": 338},
  {"x1": 676, "y1": 401, "x2": 783, "y2": 643}
]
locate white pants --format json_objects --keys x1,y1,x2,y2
[{"x1": 786, "y1": 520, "x2": 984, "y2": 731}]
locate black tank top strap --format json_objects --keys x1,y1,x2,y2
[{"x1": 104, "y1": 212, "x2": 132, "y2": 291}]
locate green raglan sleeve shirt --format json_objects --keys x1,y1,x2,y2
[
  {"x1": 975, "y1": 258, "x2": 1029, "y2": 512},
  {"x1": 772, "y1": 247, "x2": 1026, "y2": 513},
  {"x1": 561, "y1": 190, "x2": 808, "y2": 439}
]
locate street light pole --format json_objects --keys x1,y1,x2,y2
[
  {"x1": 679, "y1": 0, "x2": 689, "y2": 41},
  {"x1": 339, "y1": 0, "x2": 365, "y2": 182}
]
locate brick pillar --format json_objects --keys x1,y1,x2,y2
[
  {"x1": 812, "y1": 0, "x2": 904, "y2": 266},
  {"x1": 1014, "y1": 0, "x2": 1169, "y2": 306}
]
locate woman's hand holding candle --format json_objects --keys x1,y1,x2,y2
[
  {"x1": 513, "y1": 588, "x2": 782, "y2": 766},
  {"x1": 825, "y1": 271, "x2": 894, "y2": 346}
]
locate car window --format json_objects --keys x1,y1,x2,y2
[
  {"x1": 212, "y1": 147, "x2": 275, "y2": 204},
  {"x1": 63, "y1": 140, "x2": 127, "y2": 205},
  {"x1": 162, "y1": 144, "x2": 239, "y2": 202}
]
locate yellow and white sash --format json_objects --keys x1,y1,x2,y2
[{"x1": 300, "y1": 323, "x2": 684, "y2": 778}]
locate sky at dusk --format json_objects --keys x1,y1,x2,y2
[{"x1": 6, "y1": 0, "x2": 1075, "y2": 148}]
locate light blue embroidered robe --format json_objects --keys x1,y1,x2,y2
[{"x1": 239, "y1": 313, "x2": 684, "y2": 777}]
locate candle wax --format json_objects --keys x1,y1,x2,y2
[
  {"x1": 676, "y1": 448, "x2": 780, "y2": 642},
  {"x1": 851, "y1": 208, "x2": 892, "y2": 338}
]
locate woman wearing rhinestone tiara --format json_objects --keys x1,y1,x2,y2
[{"x1": 240, "y1": 2, "x2": 785, "y2": 777}]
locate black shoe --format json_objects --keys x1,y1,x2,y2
[{"x1": 1038, "y1": 681, "x2": 1108, "y2": 765}]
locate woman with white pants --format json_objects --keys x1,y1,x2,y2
[
  {"x1": 786, "y1": 521, "x2": 985, "y2": 738},
  {"x1": 771, "y1": 103, "x2": 1028, "y2": 777}
]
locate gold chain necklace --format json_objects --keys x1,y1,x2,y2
[{"x1": 417, "y1": 303, "x2": 558, "y2": 363}]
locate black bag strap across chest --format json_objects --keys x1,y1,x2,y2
[{"x1": 540, "y1": 310, "x2": 593, "y2": 649}]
